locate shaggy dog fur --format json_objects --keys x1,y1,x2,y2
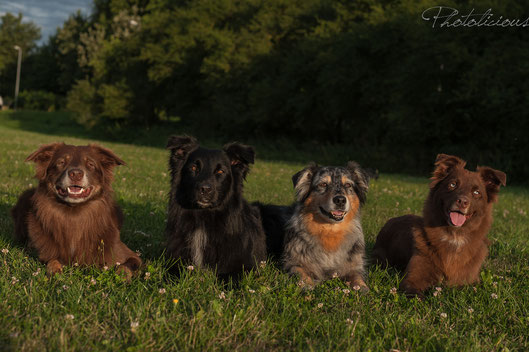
[
  {"x1": 372, "y1": 154, "x2": 506, "y2": 298},
  {"x1": 165, "y1": 136, "x2": 267, "y2": 276},
  {"x1": 11, "y1": 143, "x2": 141, "y2": 277},
  {"x1": 282, "y1": 162, "x2": 371, "y2": 289}
]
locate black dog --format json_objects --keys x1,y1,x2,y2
[{"x1": 165, "y1": 136, "x2": 267, "y2": 276}]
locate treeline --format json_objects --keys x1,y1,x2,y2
[{"x1": 1, "y1": 0, "x2": 529, "y2": 180}]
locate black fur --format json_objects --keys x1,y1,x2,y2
[{"x1": 165, "y1": 135, "x2": 267, "y2": 275}]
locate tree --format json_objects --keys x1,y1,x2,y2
[{"x1": 0, "y1": 13, "x2": 40, "y2": 98}]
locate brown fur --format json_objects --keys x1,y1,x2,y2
[
  {"x1": 11, "y1": 143, "x2": 141, "y2": 277},
  {"x1": 372, "y1": 154, "x2": 506, "y2": 297},
  {"x1": 302, "y1": 194, "x2": 359, "y2": 252}
]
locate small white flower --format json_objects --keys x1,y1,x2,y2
[
  {"x1": 11, "y1": 276, "x2": 19, "y2": 285},
  {"x1": 492, "y1": 281, "x2": 498, "y2": 287},
  {"x1": 62, "y1": 285, "x2": 69, "y2": 291},
  {"x1": 32, "y1": 269, "x2": 41, "y2": 276},
  {"x1": 468, "y1": 308, "x2": 474, "y2": 314},
  {"x1": 332, "y1": 272, "x2": 339, "y2": 279},
  {"x1": 433, "y1": 291, "x2": 440, "y2": 297},
  {"x1": 130, "y1": 321, "x2": 139, "y2": 329},
  {"x1": 135, "y1": 250, "x2": 142, "y2": 257},
  {"x1": 90, "y1": 278, "x2": 97, "y2": 285},
  {"x1": 435, "y1": 287, "x2": 442, "y2": 292},
  {"x1": 390, "y1": 287, "x2": 397, "y2": 295},
  {"x1": 159, "y1": 288, "x2": 166, "y2": 294},
  {"x1": 259, "y1": 261, "x2": 266, "y2": 268},
  {"x1": 115, "y1": 262, "x2": 121, "y2": 266},
  {"x1": 65, "y1": 314, "x2": 74, "y2": 320},
  {"x1": 491, "y1": 293, "x2": 498, "y2": 299},
  {"x1": 144, "y1": 272, "x2": 151, "y2": 280},
  {"x1": 352, "y1": 285, "x2": 361, "y2": 291},
  {"x1": 317, "y1": 303, "x2": 323, "y2": 308},
  {"x1": 103, "y1": 266, "x2": 109, "y2": 271},
  {"x1": 345, "y1": 318, "x2": 354, "y2": 325},
  {"x1": 342, "y1": 289, "x2": 350, "y2": 295},
  {"x1": 73, "y1": 262, "x2": 79, "y2": 267},
  {"x1": 187, "y1": 265, "x2": 194, "y2": 271},
  {"x1": 440, "y1": 312, "x2": 447, "y2": 319},
  {"x1": 248, "y1": 289, "x2": 255, "y2": 294},
  {"x1": 1, "y1": 248, "x2": 8, "y2": 254},
  {"x1": 218, "y1": 291, "x2": 226, "y2": 300}
]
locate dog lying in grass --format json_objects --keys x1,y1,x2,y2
[
  {"x1": 372, "y1": 154, "x2": 506, "y2": 298},
  {"x1": 11, "y1": 143, "x2": 142, "y2": 278},
  {"x1": 282, "y1": 162, "x2": 371, "y2": 290},
  {"x1": 165, "y1": 136, "x2": 267, "y2": 277}
]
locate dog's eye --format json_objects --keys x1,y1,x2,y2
[
  {"x1": 191, "y1": 165, "x2": 198, "y2": 172},
  {"x1": 473, "y1": 190, "x2": 480, "y2": 196},
  {"x1": 56, "y1": 160, "x2": 65, "y2": 167},
  {"x1": 216, "y1": 169, "x2": 224, "y2": 175},
  {"x1": 318, "y1": 182, "x2": 327, "y2": 188},
  {"x1": 344, "y1": 183, "x2": 352, "y2": 189},
  {"x1": 86, "y1": 161, "x2": 95, "y2": 169},
  {"x1": 449, "y1": 182, "x2": 457, "y2": 189}
]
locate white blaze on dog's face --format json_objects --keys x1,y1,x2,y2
[
  {"x1": 25, "y1": 143, "x2": 125, "y2": 205},
  {"x1": 293, "y1": 163, "x2": 369, "y2": 223}
]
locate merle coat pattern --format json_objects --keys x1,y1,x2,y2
[
  {"x1": 165, "y1": 136, "x2": 267, "y2": 275},
  {"x1": 282, "y1": 162, "x2": 371, "y2": 289}
]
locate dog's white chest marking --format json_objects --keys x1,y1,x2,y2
[
  {"x1": 191, "y1": 228, "x2": 207, "y2": 267},
  {"x1": 442, "y1": 234, "x2": 467, "y2": 248}
]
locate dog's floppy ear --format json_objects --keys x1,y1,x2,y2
[
  {"x1": 25, "y1": 143, "x2": 64, "y2": 180},
  {"x1": 223, "y1": 142, "x2": 255, "y2": 179},
  {"x1": 430, "y1": 154, "x2": 466, "y2": 188},
  {"x1": 346, "y1": 161, "x2": 370, "y2": 205},
  {"x1": 478, "y1": 166, "x2": 506, "y2": 203},
  {"x1": 292, "y1": 163, "x2": 318, "y2": 202},
  {"x1": 90, "y1": 144, "x2": 126, "y2": 169},
  {"x1": 166, "y1": 135, "x2": 199, "y2": 159}
]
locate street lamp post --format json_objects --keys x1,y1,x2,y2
[{"x1": 14, "y1": 45, "x2": 22, "y2": 110}]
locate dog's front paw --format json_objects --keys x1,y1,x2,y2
[{"x1": 46, "y1": 260, "x2": 63, "y2": 276}]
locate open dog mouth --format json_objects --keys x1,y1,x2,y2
[
  {"x1": 56, "y1": 185, "x2": 93, "y2": 199},
  {"x1": 319, "y1": 207, "x2": 347, "y2": 221},
  {"x1": 447, "y1": 210, "x2": 472, "y2": 227}
]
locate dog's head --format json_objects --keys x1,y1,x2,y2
[
  {"x1": 292, "y1": 162, "x2": 370, "y2": 223},
  {"x1": 429, "y1": 154, "x2": 506, "y2": 227},
  {"x1": 166, "y1": 135, "x2": 254, "y2": 209},
  {"x1": 26, "y1": 143, "x2": 125, "y2": 204}
]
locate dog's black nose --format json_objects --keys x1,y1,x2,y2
[
  {"x1": 68, "y1": 169, "x2": 84, "y2": 182},
  {"x1": 200, "y1": 185, "x2": 212, "y2": 195},
  {"x1": 333, "y1": 195, "x2": 346, "y2": 206}
]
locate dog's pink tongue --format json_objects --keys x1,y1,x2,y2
[{"x1": 450, "y1": 212, "x2": 466, "y2": 226}]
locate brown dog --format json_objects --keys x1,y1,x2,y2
[
  {"x1": 11, "y1": 143, "x2": 141, "y2": 277},
  {"x1": 372, "y1": 154, "x2": 506, "y2": 297}
]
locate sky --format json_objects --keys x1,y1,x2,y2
[{"x1": 0, "y1": 0, "x2": 93, "y2": 45}]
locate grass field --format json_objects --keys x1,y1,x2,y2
[{"x1": 0, "y1": 111, "x2": 528, "y2": 351}]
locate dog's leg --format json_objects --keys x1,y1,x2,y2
[
  {"x1": 344, "y1": 272, "x2": 369, "y2": 292},
  {"x1": 290, "y1": 266, "x2": 315, "y2": 288},
  {"x1": 400, "y1": 254, "x2": 439, "y2": 299},
  {"x1": 46, "y1": 259, "x2": 63, "y2": 276}
]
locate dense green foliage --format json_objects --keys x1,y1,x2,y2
[
  {"x1": 1, "y1": 111, "x2": 528, "y2": 351},
  {"x1": 1, "y1": 1, "x2": 529, "y2": 180}
]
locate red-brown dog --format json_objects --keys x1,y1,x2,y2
[
  {"x1": 372, "y1": 154, "x2": 506, "y2": 297},
  {"x1": 11, "y1": 143, "x2": 141, "y2": 277}
]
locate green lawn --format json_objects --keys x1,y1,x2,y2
[{"x1": 0, "y1": 111, "x2": 528, "y2": 351}]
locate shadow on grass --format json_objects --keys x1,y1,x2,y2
[{"x1": 0, "y1": 110, "x2": 386, "y2": 168}]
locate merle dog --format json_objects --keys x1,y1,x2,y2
[
  {"x1": 281, "y1": 162, "x2": 371, "y2": 290},
  {"x1": 165, "y1": 136, "x2": 267, "y2": 277}
]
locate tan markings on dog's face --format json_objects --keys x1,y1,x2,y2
[{"x1": 43, "y1": 145, "x2": 115, "y2": 204}]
